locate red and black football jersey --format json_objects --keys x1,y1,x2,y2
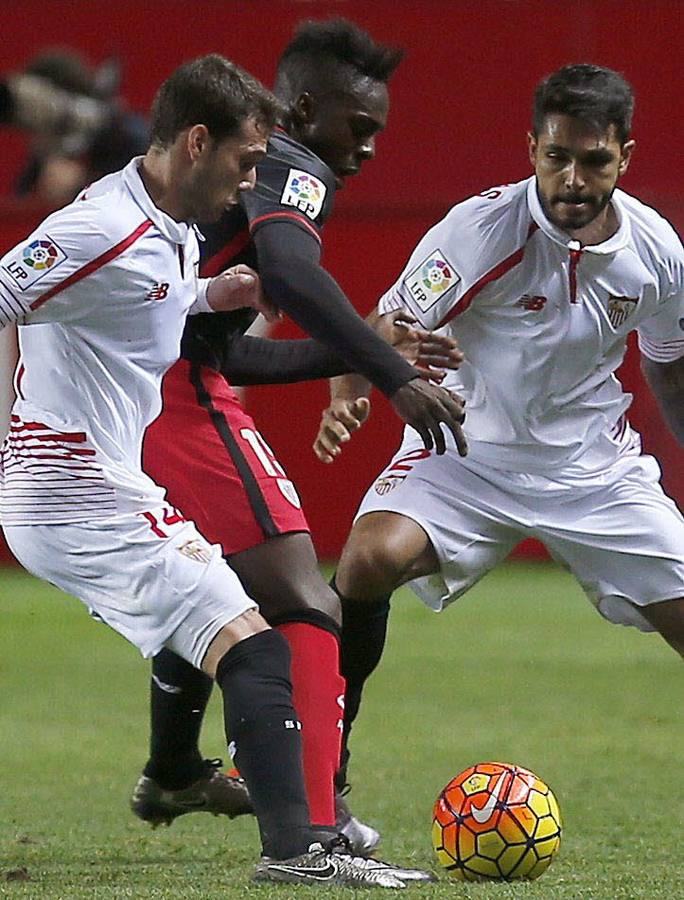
[{"x1": 181, "y1": 129, "x2": 337, "y2": 369}]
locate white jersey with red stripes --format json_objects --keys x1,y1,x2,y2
[
  {"x1": 378, "y1": 177, "x2": 684, "y2": 471},
  {"x1": 0, "y1": 158, "x2": 211, "y2": 525}
]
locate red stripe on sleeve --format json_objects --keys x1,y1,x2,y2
[
  {"x1": 30, "y1": 218, "x2": 154, "y2": 312},
  {"x1": 200, "y1": 230, "x2": 251, "y2": 277},
  {"x1": 437, "y1": 223, "x2": 538, "y2": 328},
  {"x1": 249, "y1": 211, "x2": 321, "y2": 243}
]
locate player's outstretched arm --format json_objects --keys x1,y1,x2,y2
[{"x1": 641, "y1": 355, "x2": 684, "y2": 444}]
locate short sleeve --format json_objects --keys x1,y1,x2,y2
[
  {"x1": 240, "y1": 134, "x2": 336, "y2": 244},
  {"x1": 0, "y1": 203, "x2": 150, "y2": 327},
  {"x1": 637, "y1": 260, "x2": 684, "y2": 362}
]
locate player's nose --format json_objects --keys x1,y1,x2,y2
[
  {"x1": 563, "y1": 161, "x2": 585, "y2": 190},
  {"x1": 358, "y1": 135, "x2": 376, "y2": 161}
]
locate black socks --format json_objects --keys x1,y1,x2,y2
[
  {"x1": 333, "y1": 576, "x2": 391, "y2": 789},
  {"x1": 144, "y1": 647, "x2": 213, "y2": 790},
  {"x1": 215, "y1": 629, "x2": 313, "y2": 859}
]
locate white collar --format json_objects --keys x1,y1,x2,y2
[
  {"x1": 122, "y1": 157, "x2": 191, "y2": 245},
  {"x1": 526, "y1": 176, "x2": 631, "y2": 255}
]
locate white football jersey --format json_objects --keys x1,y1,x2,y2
[
  {"x1": 0, "y1": 158, "x2": 212, "y2": 525},
  {"x1": 379, "y1": 177, "x2": 684, "y2": 470}
]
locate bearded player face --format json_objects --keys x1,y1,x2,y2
[{"x1": 528, "y1": 113, "x2": 634, "y2": 235}]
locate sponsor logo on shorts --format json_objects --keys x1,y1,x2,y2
[
  {"x1": 607, "y1": 295, "x2": 638, "y2": 329},
  {"x1": 280, "y1": 168, "x2": 327, "y2": 220},
  {"x1": 177, "y1": 539, "x2": 212, "y2": 563},
  {"x1": 2, "y1": 235, "x2": 67, "y2": 290},
  {"x1": 404, "y1": 249, "x2": 459, "y2": 312}
]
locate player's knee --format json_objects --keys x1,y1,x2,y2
[
  {"x1": 337, "y1": 531, "x2": 406, "y2": 599},
  {"x1": 257, "y1": 572, "x2": 342, "y2": 626}
]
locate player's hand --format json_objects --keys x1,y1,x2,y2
[
  {"x1": 373, "y1": 310, "x2": 463, "y2": 383},
  {"x1": 390, "y1": 378, "x2": 467, "y2": 456},
  {"x1": 314, "y1": 397, "x2": 371, "y2": 463},
  {"x1": 206, "y1": 265, "x2": 281, "y2": 322}
]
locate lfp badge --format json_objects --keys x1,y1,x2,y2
[
  {"x1": 404, "y1": 249, "x2": 459, "y2": 312},
  {"x1": 281, "y1": 169, "x2": 327, "y2": 220},
  {"x1": 2, "y1": 235, "x2": 67, "y2": 291}
]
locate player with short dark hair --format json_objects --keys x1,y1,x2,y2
[
  {"x1": 0, "y1": 53, "x2": 435, "y2": 888},
  {"x1": 149, "y1": 54, "x2": 277, "y2": 148},
  {"x1": 129, "y1": 18, "x2": 463, "y2": 864},
  {"x1": 313, "y1": 62, "x2": 684, "y2": 818},
  {"x1": 532, "y1": 63, "x2": 634, "y2": 146}
]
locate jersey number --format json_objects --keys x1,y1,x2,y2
[
  {"x1": 141, "y1": 506, "x2": 186, "y2": 538},
  {"x1": 240, "y1": 427, "x2": 286, "y2": 478}
]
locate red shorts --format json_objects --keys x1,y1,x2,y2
[{"x1": 143, "y1": 359, "x2": 309, "y2": 556}]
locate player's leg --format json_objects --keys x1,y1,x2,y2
[
  {"x1": 333, "y1": 442, "x2": 521, "y2": 803},
  {"x1": 229, "y1": 532, "x2": 344, "y2": 831},
  {"x1": 142, "y1": 649, "x2": 213, "y2": 788},
  {"x1": 334, "y1": 510, "x2": 439, "y2": 789},
  {"x1": 639, "y1": 598, "x2": 684, "y2": 657}
]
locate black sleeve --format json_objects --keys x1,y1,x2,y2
[
  {"x1": 253, "y1": 221, "x2": 417, "y2": 397},
  {"x1": 221, "y1": 333, "x2": 350, "y2": 385}
]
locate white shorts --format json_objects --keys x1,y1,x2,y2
[
  {"x1": 3, "y1": 504, "x2": 257, "y2": 666},
  {"x1": 355, "y1": 430, "x2": 684, "y2": 631}
]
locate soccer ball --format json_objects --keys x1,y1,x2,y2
[{"x1": 432, "y1": 761, "x2": 562, "y2": 881}]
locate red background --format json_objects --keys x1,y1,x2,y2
[{"x1": 0, "y1": 0, "x2": 682, "y2": 560}]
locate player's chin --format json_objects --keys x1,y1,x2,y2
[{"x1": 553, "y1": 210, "x2": 595, "y2": 231}]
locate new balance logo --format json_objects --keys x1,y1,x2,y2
[
  {"x1": 517, "y1": 294, "x2": 547, "y2": 311},
  {"x1": 147, "y1": 282, "x2": 170, "y2": 301}
]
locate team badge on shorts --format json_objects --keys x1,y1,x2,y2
[
  {"x1": 277, "y1": 478, "x2": 302, "y2": 509},
  {"x1": 280, "y1": 169, "x2": 327, "y2": 220},
  {"x1": 177, "y1": 539, "x2": 212, "y2": 564},
  {"x1": 404, "y1": 249, "x2": 460, "y2": 312},
  {"x1": 374, "y1": 474, "x2": 405, "y2": 495},
  {"x1": 2, "y1": 235, "x2": 67, "y2": 291},
  {"x1": 607, "y1": 295, "x2": 638, "y2": 329}
]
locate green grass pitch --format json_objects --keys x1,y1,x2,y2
[{"x1": 1, "y1": 562, "x2": 682, "y2": 898}]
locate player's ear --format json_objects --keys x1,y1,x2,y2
[
  {"x1": 527, "y1": 131, "x2": 538, "y2": 168},
  {"x1": 618, "y1": 139, "x2": 635, "y2": 176},
  {"x1": 292, "y1": 92, "x2": 316, "y2": 127},
  {"x1": 186, "y1": 124, "x2": 211, "y2": 161}
]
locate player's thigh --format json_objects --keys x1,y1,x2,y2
[
  {"x1": 229, "y1": 531, "x2": 341, "y2": 624},
  {"x1": 337, "y1": 511, "x2": 438, "y2": 600},
  {"x1": 539, "y1": 456, "x2": 684, "y2": 630},
  {"x1": 5, "y1": 507, "x2": 257, "y2": 665},
  {"x1": 342, "y1": 442, "x2": 522, "y2": 606}
]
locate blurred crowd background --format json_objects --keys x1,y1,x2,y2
[{"x1": 0, "y1": 0, "x2": 681, "y2": 559}]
